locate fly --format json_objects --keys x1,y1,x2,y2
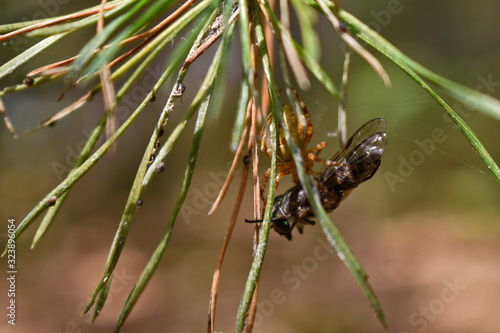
[{"x1": 248, "y1": 118, "x2": 387, "y2": 240}]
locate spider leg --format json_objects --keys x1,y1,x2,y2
[
  {"x1": 307, "y1": 141, "x2": 327, "y2": 155},
  {"x1": 291, "y1": 88, "x2": 313, "y2": 143},
  {"x1": 260, "y1": 162, "x2": 296, "y2": 197},
  {"x1": 307, "y1": 143, "x2": 340, "y2": 166},
  {"x1": 306, "y1": 141, "x2": 339, "y2": 168},
  {"x1": 260, "y1": 167, "x2": 272, "y2": 198},
  {"x1": 273, "y1": 164, "x2": 295, "y2": 189}
]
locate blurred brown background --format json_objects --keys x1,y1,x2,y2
[{"x1": 1, "y1": 1, "x2": 500, "y2": 332}]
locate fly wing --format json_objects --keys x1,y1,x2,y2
[
  {"x1": 320, "y1": 119, "x2": 387, "y2": 185},
  {"x1": 331, "y1": 118, "x2": 386, "y2": 164},
  {"x1": 343, "y1": 132, "x2": 387, "y2": 166}
]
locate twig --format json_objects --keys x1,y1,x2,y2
[
  {"x1": 0, "y1": 0, "x2": 129, "y2": 42},
  {"x1": 208, "y1": 100, "x2": 252, "y2": 214},
  {"x1": 246, "y1": 33, "x2": 261, "y2": 330},
  {"x1": 108, "y1": 0, "x2": 198, "y2": 69},
  {"x1": 244, "y1": 281, "x2": 259, "y2": 333},
  {"x1": 24, "y1": 0, "x2": 197, "y2": 79},
  {"x1": 21, "y1": 92, "x2": 92, "y2": 135},
  {"x1": 243, "y1": 98, "x2": 261, "y2": 333},
  {"x1": 123, "y1": 0, "x2": 193, "y2": 44},
  {"x1": 181, "y1": 7, "x2": 239, "y2": 71},
  {"x1": 97, "y1": 0, "x2": 118, "y2": 141},
  {"x1": 317, "y1": 0, "x2": 391, "y2": 87},
  {"x1": 207, "y1": 155, "x2": 251, "y2": 333},
  {"x1": 279, "y1": 0, "x2": 310, "y2": 89},
  {"x1": 259, "y1": 0, "x2": 276, "y2": 125},
  {"x1": 338, "y1": 49, "x2": 350, "y2": 148},
  {"x1": 0, "y1": 98, "x2": 17, "y2": 138},
  {"x1": 26, "y1": 57, "x2": 77, "y2": 77}
]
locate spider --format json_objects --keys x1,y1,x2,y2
[{"x1": 260, "y1": 90, "x2": 334, "y2": 196}]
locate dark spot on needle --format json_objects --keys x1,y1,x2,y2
[
  {"x1": 156, "y1": 161, "x2": 165, "y2": 173},
  {"x1": 339, "y1": 21, "x2": 347, "y2": 32},
  {"x1": 47, "y1": 196, "x2": 57, "y2": 206},
  {"x1": 23, "y1": 77, "x2": 34, "y2": 86},
  {"x1": 243, "y1": 154, "x2": 251, "y2": 166}
]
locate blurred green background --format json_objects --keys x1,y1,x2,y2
[{"x1": 1, "y1": 1, "x2": 500, "y2": 332}]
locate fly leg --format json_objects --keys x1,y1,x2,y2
[
  {"x1": 291, "y1": 209, "x2": 316, "y2": 235},
  {"x1": 295, "y1": 218, "x2": 315, "y2": 234}
]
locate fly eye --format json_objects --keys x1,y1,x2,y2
[{"x1": 272, "y1": 218, "x2": 292, "y2": 234}]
